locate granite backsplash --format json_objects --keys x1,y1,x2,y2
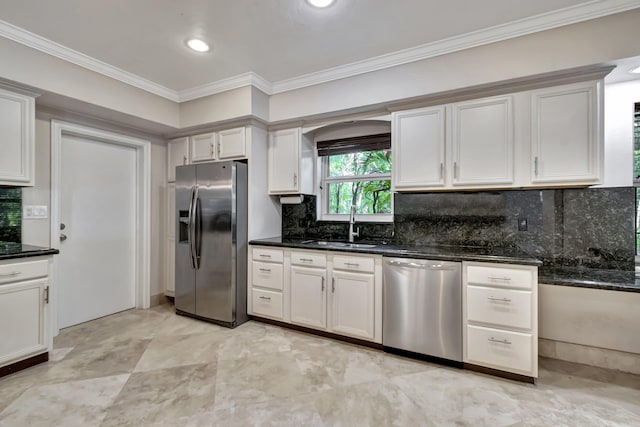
[
  {"x1": 0, "y1": 188, "x2": 22, "y2": 243},
  {"x1": 282, "y1": 187, "x2": 635, "y2": 270}
]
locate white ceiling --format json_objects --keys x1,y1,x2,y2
[{"x1": 1, "y1": 0, "x2": 639, "y2": 101}]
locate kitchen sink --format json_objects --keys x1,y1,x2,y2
[{"x1": 313, "y1": 241, "x2": 377, "y2": 249}]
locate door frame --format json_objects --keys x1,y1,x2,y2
[{"x1": 50, "y1": 120, "x2": 151, "y2": 336}]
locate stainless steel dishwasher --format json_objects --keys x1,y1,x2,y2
[{"x1": 383, "y1": 257, "x2": 462, "y2": 362}]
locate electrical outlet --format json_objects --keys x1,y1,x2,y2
[
  {"x1": 518, "y1": 217, "x2": 528, "y2": 231},
  {"x1": 23, "y1": 205, "x2": 48, "y2": 219}
]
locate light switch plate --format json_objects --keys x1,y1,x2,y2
[{"x1": 24, "y1": 205, "x2": 48, "y2": 219}]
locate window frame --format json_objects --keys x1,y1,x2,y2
[{"x1": 318, "y1": 152, "x2": 393, "y2": 222}]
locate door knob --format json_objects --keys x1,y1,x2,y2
[
  {"x1": 60, "y1": 223, "x2": 66, "y2": 230},
  {"x1": 60, "y1": 234, "x2": 67, "y2": 242}
]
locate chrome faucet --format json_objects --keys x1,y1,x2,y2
[{"x1": 348, "y1": 205, "x2": 360, "y2": 243}]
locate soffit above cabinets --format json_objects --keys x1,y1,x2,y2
[{"x1": 0, "y1": 0, "x2": 638, "y2": 101}]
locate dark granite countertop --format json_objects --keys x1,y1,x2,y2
[
  {"x1": 0, "y1": 242, "x2": 59, "y2": 261},
  {"x1": 249, "y1": 237, "x2": 542, "y2": 266},
  {"x1": 250, "y1": 237, "x2": 640, "y2": 293},
  {"x1": 539, "y1": 266, "x2": 640, "y2": 293}
]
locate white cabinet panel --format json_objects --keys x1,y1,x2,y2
[
  {"x1": 330, "y1": 270, "x2": 375, "y2": 341},
  {"x1": 166, "y1": 238, "x2": 175, "y2": 296},
  {"x1": 0, "y1": 279, "x2": 47, "y2": 366},
  {"x1": 252, "y1": 247, "x2": 284, "y2": 263},
  {"x1": 167, "y1": 137, "x2": 189, "y2": 182},
  {"x1": 466, "y1": 265, "x2": 534, "y2": 290},
  {"x1": 0, "y1": 88, "x2": 34, "y2": 186},
  {"x1": 531, "y1": 81, "x2": 601, "y2": 185},
  {"x1": 452, "y1": 96, "x2": 514, "y2": 186},
  {"x1": 218, "y1": 127, "x2": 246, "y2": 159},
  {"x1": 167, "y1": 183, "x2": 175, "y2": 238},
  {"x1": 466, "y1": 285, "x2": 532, "y2": 330},
  {"x1": 290, "y1": 266, "x2": 326, "y2": 329},
  {"x1": 251, "y1": 261, "x2": 284, "y2": 291},
  {"x1": 0, "y1": 259, "x2": 48, "y2": 284},
  {"x1": 392, "y1": 106, "x2": 446, "y2": 189},
  {"x1": 466, "y1": 325, "x2": 534, "y2": 375},
  {"x1": 268, "y1": 128, "x2": 301, "y2": 194},
  {"x1": 190, "y1": 132, "x2": 217, "y2": 163},
  {"x1": 291, "y1": 251, "x2": 327, "y2": 268},
  {"x1": 252, "y1": 288, "x2": 283, "y2": 320}
]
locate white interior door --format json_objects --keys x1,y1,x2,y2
[{"x1": 58, "y1": 134, "x2": 137, "y2": 328}]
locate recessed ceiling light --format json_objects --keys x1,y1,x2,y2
[
  {"x1": 186, "y1": 38, "x2": 210, "y2": 53},
  {"x1": 307, "y1": 0, "x2": 335, "y2": 8},
  {"x1": 631, "y1": 66, "x2": 640, "y2": 74}
]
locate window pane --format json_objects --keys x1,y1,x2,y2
[
  {"x1": 327, "y1": 180, "x2": 392, "y2": 214},
  {"x1": 328, "y1": 150, "x2": 392, "y2": 177}
]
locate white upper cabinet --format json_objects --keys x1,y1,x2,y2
[
  {"x1": 268, "y1": 128, "x2": 314, "y2": 195},
  {"x1": 0, "y1": 87, "x2": 35, "y2": 186},
  {"x1": 452, "y1": 96, "x2": 514, "y2": 187},
  {"x1": 392, "y1": 106, "x2": 446, "y2": 190},
  {"x1": 190, "y1": 132, "x2": 217, "y2": 163},
  {"x1": 530, "y1": 81, "x2": 602, "y2": 185},
  {"x1": 167, "y1": 137, "x2": 189, "y2": 182},
  {"x1": 218, "y1": 127, "x2": 247, "y2": 159}
]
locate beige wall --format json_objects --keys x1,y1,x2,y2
[
  {"x1": 22, "y1": 116, "x2": 168, "y2": 298},
  {"x1": 269, "y1": 10, "x2": 640, "y2": 123}
]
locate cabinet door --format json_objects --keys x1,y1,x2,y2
[
  {"x1": 166, "y1": 237, "x2": 175, "y2": 296},
  {"x1": 452, "y1": 96, "x2": 514, "y2": 186},
  {"x1": 530, "y1": 81, "x2": 601, "y2": 185},
  {"x1": 268, "y1": 128, "x2": 300, "y2": 194},
  {"x1": 290, "y1": 266, "x2": 326, "y2": 329},
  {"x1": 167, "y1": 137, "x2": 189, "y2": 182},
  {"x1": 0, "y1": 279, "x2": 47, "y2": 367},
  {"x1": 330, "y1": 270, "x2": 375, "y2": 340},
  {"x1": 190, "y1": 133, "x2": 217, "y2": 163},
  {"x1": 0, "y1": 88, "x2": 34, "y2": 186},
  {"x1": 392, "y1": 106, "x2": 446, "y2": 190},
  {"x1": 218, "y1": 127, "x2": 246, "y2": 159}
]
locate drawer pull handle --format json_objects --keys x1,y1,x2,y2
[
  {"x1": 321, "y1": 276, "x2": 325, "y2": 292},
  {"x1": 259, "y1": 296, "x2": 271, "y2": 301},
  {"x1": 344, "y1": 262, "x2": 360, "y2": 267},
  {"x1": 488, "y1": 337, "x2": 512, "y2": 345},
  {"x1": 300, "y1": 258, "x2": 314, "y2": 262},
  {"x1": 488, "y1": 276, "x2": 511, "y2": 281},
  {"x1": 0, "y1": 271, "x2": 21, "y2": 277},
  {"x1": 259, "y1": 268, "x2": 271, "y2": 273},
  {"x1": 259, "y1": 254, "x2": 272, "y2": 258},
  {"x1": 487, "y1": 297, "x2": 512, "y2": 303}
]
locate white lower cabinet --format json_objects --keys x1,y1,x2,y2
[
  {"x1": 463, "y1": 261, "x2": 538, "y2": 378},
  {"x1": 330, "y1": 269, "x2": 375, "y2": 341},
  {"x1": 290, "y1": 265, "x2": 327, "y2": 329},
  {"x1": 248, "y1": 246, "x2": 382, "y2": 343},
  {"x1": 0, "y1": 258, "x2": 51, "y2": 369}
]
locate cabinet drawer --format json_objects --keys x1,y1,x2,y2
[
  {"x1": 466, "y1": 325, "x2": 533, "y2": 375},
  {"x1": 466, "y1": 265, "x2": 533, "y2": 290},
  {"x1": 252, "y1": 247, "x2": 283, "y2": 263},
  {"x1": 0, "y1": 260, "x2": 48, "y2": 285},
  {"x1": 251, "y1": 261, "x2": 283, "y2": 290},
  {"x1": 291, "y1": 251, "x2": 327, "y2": 268},
  {"x1": 467, "y1": 285, "x2": 532, "y2": 330},
  {"x1": 251, "y1": 289, "x2": 283, "y2": 320},
  {"x1": 333, "y1": 255, "x2": 375, "y2": 273}
]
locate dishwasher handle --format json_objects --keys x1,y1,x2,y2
[{"x1": 386, "y1": 259, "x2": 457, "y2": 270}]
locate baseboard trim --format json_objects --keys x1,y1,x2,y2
[
  {"x1": 249, "y1": 315, "x2": 383, "y2": 350},
  {"x1": 0, "y1": 352, "x2": 49, "y2": 378},
  {"x1": 539, "y1": 338, "x2": 640, "y2": 375}
]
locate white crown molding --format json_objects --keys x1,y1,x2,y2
[
  {"x1": 0, "y1": 19, "x2": 180, "y2": 101},
  {"x1": 269, "y1": 0, "x2": 640, "y2": 94},
  {"x1": 1, "y1": 0, "x2": 639, "y2": 103},
  {"x1": 178, "y1": 72, "x2": 272, "y2": 102}
]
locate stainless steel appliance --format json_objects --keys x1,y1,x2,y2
[
  {"x1": 175, "y1": 161, "x2": 248, "y2": 328},
  {"x1": 383, "y1": 257, "x2": 462, "y2": 362}
]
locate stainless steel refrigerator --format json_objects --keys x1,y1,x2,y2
[{"x1": 175, "y1": 160, "x2": 248, "y2": 328}]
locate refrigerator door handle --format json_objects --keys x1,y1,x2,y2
[
  {"x1": 194, "y1": 186, "x2": 201, "y2": 270},
  {"x1": 188, "y1": 185, "x2": 197, "y2": 269}
]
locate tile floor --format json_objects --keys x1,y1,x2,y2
[{"x1": 1, "y1": 304, "x2": 639, "y2": 426}]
